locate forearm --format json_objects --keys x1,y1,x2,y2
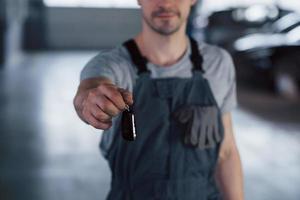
[{"x1": 215, "y1": 149, "x2": 244, "y2": 200}]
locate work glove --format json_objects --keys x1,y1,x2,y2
[{"x1": 173, "y1": 105, "x2": 222, "y2": 149}]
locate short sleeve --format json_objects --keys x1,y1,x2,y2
[
  {"x1": 220, "y1": 50, "x2": 238, "y2": 114},
  {"x1": 80, "y1": 52, "x2": 118, "y2": 85}
]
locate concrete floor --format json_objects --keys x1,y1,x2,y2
[{"x1": 0, "y1": 52, "x2": 299, "y2": 200}]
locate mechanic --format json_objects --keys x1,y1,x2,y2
[{"x1": 73, "y1": 0, "x2": 244, "y2": 199}]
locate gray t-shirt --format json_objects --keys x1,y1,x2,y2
[{"x1": 80, "y1": 39, "x2": 237, "y2": 114}]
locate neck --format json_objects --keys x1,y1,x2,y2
[{"x1": 134, "y1": 23, "x2": 188, "y2": 67}]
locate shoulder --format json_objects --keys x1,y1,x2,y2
[
  {"x1": 197, "y1": 41, "x2": 235, "y2": 80},
  {"x1": 80, "y1": 44, "x2": 136, "y2": 90},
  {"x1": 81, "y1": 44, "x2": 135, "y2": 82},
  {"x1": 85, "y1": 45, "x2": 131, "y2": 68},
  {"x1": 198, "y1": 41, "x2": 233, "y2": 68}
]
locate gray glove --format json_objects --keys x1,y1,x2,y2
[{"x1": 173, "y1": 105, "x2": 222, "y2": 149}]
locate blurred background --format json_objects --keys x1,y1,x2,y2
[{"x1": 0, "y1": 0, "x2": 300, "y2": 199}]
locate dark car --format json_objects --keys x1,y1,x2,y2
[
  {"x1": 232, "y1": 13, "x2": 300, "y2": 99},
  {"x1": 204, "y1": 4, "x2": 290, "y2": 50}
]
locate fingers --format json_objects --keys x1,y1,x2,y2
[
  {"x1": 81, "y1": 83, "x2": 133, "y2": 130},
  {"x1": 98, "y1": 84, "x2": 127, "y2": 111},
  {"x1": 82, "y1": 106, "x2": 112, "y2": 130},
  {"x1": 92, "y1": 93, "x2": 121, "y2": 117},
  {"x1": 90, "y1": 104, "x2": 112, "y2": 123},
  {"x1": 118, "y1": 88, "x2": 134, "y2": 106}
]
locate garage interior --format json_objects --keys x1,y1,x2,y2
[{"x1": 0, "y1": 0, "x2": 300, "y2": 200}]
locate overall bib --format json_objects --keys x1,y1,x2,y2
[{"x1": 105, "y1": 38, "x2": 224, "y2": 200}]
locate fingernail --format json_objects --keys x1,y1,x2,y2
[{"x1": 124, "y1": 104, "x2": 129, "y2": 111}]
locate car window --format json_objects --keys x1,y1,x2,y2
[
  {"x1": 287, "y1": 26, "x2": 300, "y2": 42},
  {"x1": 272, "y1": 13, "x2": 300, "y2": 33}
]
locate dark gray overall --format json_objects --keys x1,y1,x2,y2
[{"x1": 105, "y1": 38, "x2": 224, "y2": 200}]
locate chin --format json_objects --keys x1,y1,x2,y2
[{"x1": 156, "y1": 28, "x2": 181, "y2": 36}]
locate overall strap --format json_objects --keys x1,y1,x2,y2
[
  {"x1": 189, "y1": 37, "x2": 205, "y2": 73},
  {"x1": 123, "y1": 37, "x2": 205, "y2": 74},
  {"x1": 123, "y1": 39, "x2": 149, "y2": 74}
]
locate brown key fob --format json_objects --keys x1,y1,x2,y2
[{"x1": 121, "y1": 105, "x2": 136, "y2": 141}]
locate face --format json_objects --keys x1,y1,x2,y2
[{"x1": 138, "y1": 0, "x2": 197, "y2": 36}]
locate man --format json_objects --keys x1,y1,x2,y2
[{"x1": 73, "y1": 0, "x2": 244, "y2": 199}]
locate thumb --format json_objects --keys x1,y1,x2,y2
[{"x1": 118, "y1": 88, "x2": 134, "y2": 106}]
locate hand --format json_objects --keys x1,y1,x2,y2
[{"x1": 74, "y1": 78, "x2": 133, "y2": 130}]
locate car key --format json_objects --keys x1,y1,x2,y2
[{"x1": 121, "y1": 105, "x2": 136, "y2": 141}]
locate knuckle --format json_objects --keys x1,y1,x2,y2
[
  {"x1": 94, "y1": 112, "x2": 102, "y2": 120},
  {"x1": 97, "y1": 84, "x2": 107, "y2": 92},
  {"x1": 107, "y1": 107, "x2": 119, "y2": 116},
  {"x1": 102, "y1": 125, "x2": 111, "y2": 130},
  {"x1": 95, "y1": 122, "x2": 111, "y2": 130},
  {"x1": 98, "y1": 99, "x2": 119, "y2": 116},
  {"x1": 111, "y1": 109, "x2": 120, "y2": 116},
  {"x1": 82, "y1": 99, "x2": 87, "y2": 107},
  {"x1": 101, "y1": 103, "x2": 114, "y2": 113},
  {"x1": 91, "y1": 122, "x2": 102, "y2": 130},
  {"x1": 82, "y1": 99, "x2": 92, "y2": 109},
  {"x1": 94, "y1": 124, "x2": 104, "y2": 130},
  {"x1": 94, "y1": 115, "x2": 101, "y2": 122},
  {"x1": 102, "y1": 116, "x2": 112, "y2": 122},
  {"x1": 125, "y1": 97, "x2": 133, "y2": 105},
  {"x1": 89, "y1": 119, "x2": 102, "y2": 129},
  {"x1": 109, "y1": 90, "x2": 120, "y2": 99},
  {"x1": 95, "y1": 113, "x2": 108, "y2": 122},
  {"x1": 82, "y1": 107, "x2": 89, "y2": 117},
  {"x1": 87, "y1": 91, "x2": 96, "y2": 99},
  {"x1": 99, "y1": 101, "x2": 109, "y2": 112},
  {"x1": 106, "y1": 93, "x2": 120, "y2": 105}
]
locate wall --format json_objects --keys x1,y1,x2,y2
[{"x1": 45, "y1": 7, "x2": 142, "y2": 49}]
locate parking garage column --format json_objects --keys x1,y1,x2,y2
[{"x1": 0, "y1": 0, "x2": 6, "y2": 68}]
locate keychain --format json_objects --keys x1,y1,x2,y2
[{"x1": 121, "y1": 104, "x2": 137, "y2": 141}]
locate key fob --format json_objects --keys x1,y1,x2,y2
[{"x1": 121, "y1": 105, "x2": 136, "y2": 141}]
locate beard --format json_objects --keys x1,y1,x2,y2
[{"x1": 143, "y1": 7, "x2": 183, "y2": 36}]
